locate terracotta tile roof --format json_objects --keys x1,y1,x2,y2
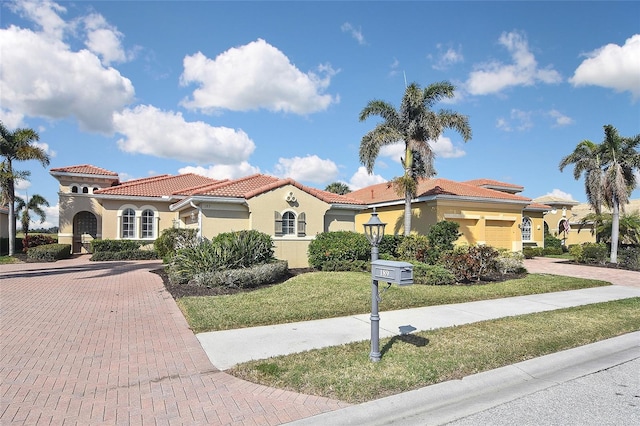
[
  {"x1": 95, "y1": 174, "x2": 220, "y2": 197},
  {"x1": 50, "y1": 164, "x2": 119, "y2": 177},
  {"x1": 464, "y1": 179, "x2": 524, "y2": 193},
  {"x1": 186, "y1": 174, "x2": 365, "y2": 205},
  {"x1": 350, "y1": 177, "x2": 532, "y2": 204},
  {"x1": 524, "y1": 202, "x2": 552, "y2": 211}
]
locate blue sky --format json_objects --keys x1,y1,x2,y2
[{"x1": 2, "y1": 0, "x2": 639, "y2": 230}]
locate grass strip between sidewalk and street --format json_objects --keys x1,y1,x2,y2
[
  {"x1": 229, "y1": 298, "x2": 640, "y2": 404},
  {"x1": 177, "y1": 271, "x2": 609, "y2": 332}
]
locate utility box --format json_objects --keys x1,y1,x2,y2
[{"x1": 371, "y1": 260, "x2": 413, "y2": 286}]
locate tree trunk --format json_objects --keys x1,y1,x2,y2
[
  {"x1": 404, "y1": 190, "x2": 411, "y2": 236},
  {"x1": 610, "y1": 198, "x2": 619, "y2": 264},
  {"x1": 7, "y1": 179, "x2": 15, "y2": 256}
]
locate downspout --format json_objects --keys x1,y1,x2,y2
[{"x1": 190, "y1": 201, "x2": 203, "y2": 241}]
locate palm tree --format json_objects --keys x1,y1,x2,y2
[
  {"x1": 559, "y1": 140, "x2": 605, "y2": 216},
  {"x1": 560, "y1": 125, "x2": 640, "y2": 263},
  {"x1": 0, "y1": 122, "x2": 50, "y2": 256},
  {"x1": 325, "y1": 182, "x2": 351, "y2": 195},
  {"x1": 15, "y1": 194, "x2": 49, "y2": 251},
  {"x1": 359, "y1": 81, "x2": 471, "y2": 236},
  {"x1": 599, "y1": 125, "x2": 640, "y2": 263}
]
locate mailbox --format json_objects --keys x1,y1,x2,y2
[{"x1": 371, "y1": 260, "x2": 413, "y2": 286}]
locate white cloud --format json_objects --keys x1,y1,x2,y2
[
  {"x1": 9, "y1": 0, "x2": 68, "y2": 40},
  {"x1": 466, "y1": 31, "x2": 562, "y2": 95},
  {"x1": 548, "y1": 109, "x2": 574, "y2": 127},
  {"x1": 33, "y1": 142, "x2": 56, "y2": 158},
  {"x1": 496, "y1": 109, "x2": 533, "y2": 132},
  {"x1": 570, "y1": 34, "x2": 640, "y2": 100},
  {"x1": 0, "y1": 23, "x2": 134, "y2": 133},
  {"x1": 341, "y1": 22, "x2": 366, "y2": 45},
  {"x1": 180, "y1": 39, "x2": 338, "y2": 114},
  {"x1": 544, "y1": 189, "x2": 575, "y2": 201},
  {"x1": 378, "y1": 137, "x2": 466, "y2": 162},
  {"x1": 83, "y1": 13, "x2": 134, "y2": 65},
  {"x1": 112, "y1": 105, "x2": 256, "y2": 165},
  {"x1": 431, "y1": 44, "x2": 464, "y2": 70},
  {"x1": 272, "y1": 155, "x2": 339, "y2": 183},
  {"x1": 178, "y1": 162, "x2": 261, "y2": 180},
  {"x1": 348, "y1": 166, "x2": 387, "y2": 190},
  {"x1": 0, "y1": 108, "x2": 25, "y2": 129}
]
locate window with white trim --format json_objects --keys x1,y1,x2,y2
[
  {"x1": 141, "y1": 209, "x2": 155, "y2": 238},
  {"x1": 275, "y1": 211, "x2": 306, "y2": 237},
  {"x1": 521, "y1": 216, "x2": 532, "y2": 241},
  {"x1": 121, "y1": 208, "x2": 136, "y2": 238}
]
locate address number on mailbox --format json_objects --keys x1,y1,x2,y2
[{"x1": 371, "y1": 260, "x2": 413, "y2": 286}]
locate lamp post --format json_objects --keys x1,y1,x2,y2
[{"x1": 363, "y1": 208, "x2": 386, "y2": 362}]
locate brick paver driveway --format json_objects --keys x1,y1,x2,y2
[{"x1": 1, "y1": 256, "x2": 348, "y2": 425}]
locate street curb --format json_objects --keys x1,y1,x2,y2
[{"x1": 287, "y1": 331, "x2": 640, "y2": 425}]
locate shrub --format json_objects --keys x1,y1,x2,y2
[
  {"x1": 168, "y1": 230, "x2": 275, "y2": 285},
  {"x1": 396, "y1": 235, "x2": 430, "y2": 263},
  {"x1": 92, "y1": 239, "x2": 142, "y2": 253},
  {"x1": 426, "y1": 220, "x2": 461, "y2": 263},
  {"x1": 496, "y1": 250, "x2": 525, "y2": 275},
  {"x1": 307, "y1": 231, "x2": 370, "y2": 270},
  {"x1": 569, "y1": 244, "x2": 585, "y2": 263},
  {"x1": 409, "y1": 262, "x2": 456, "y2": 285},
  {"x1": 22, "y1": 234, "x2": 57, "y2": 252},
  {"x1": 26, "y1": 244, "x2": 71, "y2": 262},
  {"x1": 90, "y1": 250, "x2": 159, "y2": 261},
  {"x1": 378, "y1": 234, "x2": 404, "y2": 259},
  {"x1": 542, "y1": 247, "x2": 564, "y2": 256},
  {"x1": 582, "y1": 242, "x2": 609, "y2": 265},
  {"x1": 154, "y1": 228, "x2": 199, "y2": 262},
  {"x1": 315, "y1": 259, "x2": 369, "y2": 272},
  {"x1": 189, "y1": 260, "x2": 289, "y2": 289},
  {"x1": 619, "y1": 247, "x2": 640, "y2": 271},
  {"x1": 545, "y1": 234, "x2": 563, "y2": 249},
  {"x1": 440, "y1": 245, "x2": 500, "y2": 282}
]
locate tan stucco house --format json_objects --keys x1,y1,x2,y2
[
  {"x1": 0, "y1": 206, "x2": 8, "y2": 239},
  {"x1": 50, "y1": 165, "x2": 365, "y2": 267},
  {"x1": 350, "y1": 178, "x2": 551, "y2": 252}
]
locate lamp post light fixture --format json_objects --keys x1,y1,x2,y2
[{"x1": 363, "y1": 208, "x2": 386, "y2": 362}]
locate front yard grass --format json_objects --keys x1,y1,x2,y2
[
  {"x1": 177, "y1": 271, "x2": 609, "y2": 333},
  {"x1": 230, "y1": 298, "x2": 640, "y2": 404}
]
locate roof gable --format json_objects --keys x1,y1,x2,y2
[{"x1": 50, "y1": 164, "x2": 119, "y2": 177}]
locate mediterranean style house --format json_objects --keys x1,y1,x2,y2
[
  {"x1": 50, "y1": 165, "x2": 365, "y2": 267},
  {"x1": 0, "y1": 206, "x2": 8, "y2": 239},
  {"x1": 350, "y1": 178, "x2": 552, "y2": 252}
]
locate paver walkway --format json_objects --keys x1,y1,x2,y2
[
  {"x1": 524, "y1": 256, "x2": 640, "y2": 288},
  {"x1": 0, "y1": 256, "x2": 348, "y2": 425}
]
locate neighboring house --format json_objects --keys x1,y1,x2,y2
[
  {"x1": 350, "y1": 178, "x2": 550, "y2": 252},
  {"x1": 50, "y1": 165, "x2": 365, "y2": 267},
  {"x1": 0, "y1": 206, "x2": 8, "y2": 239}
]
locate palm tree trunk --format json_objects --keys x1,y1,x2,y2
[
  {"x1": 404, "y1": 190, "x2": 411, "y2": 236},
  {"x1": 610, "y1": 198, "x2": 620, "y2": 264},
  {"x1": 7, "y1": 178, "x2": 15, "y2": 256}
]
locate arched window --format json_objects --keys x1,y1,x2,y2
[
  {"x1": 141, "y1": 209, "x2": 154, "y2": 239},
  {"x1": 121, "y1": 208, "x2": 136, "y2": 238},
  {"x1": 93, "y1": 187, "x2": 99, "y2": 193},
  {"x1": 71, "y1": 186, "x2": 78, "y2": 193},
  {"x1": 282, "y1": 211, "x2": 296, "y2": 235},
  {"x1": 82, "y1": 187, "x2": 89, "y2": 194},
  {"x1": 521, "y1": 217, "x2": 532, "y2": 241}
]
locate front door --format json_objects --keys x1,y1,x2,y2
[{"x1": 73, "y1": 211, "x2": 97, "y2": 253}]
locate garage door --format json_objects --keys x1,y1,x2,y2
[{"x1": 485, "y1": 220, "x2": 513, "y2": 249}]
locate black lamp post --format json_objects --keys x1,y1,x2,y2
[{"x1": 363, "y1": 208, "x2": 386, "y2": 362}]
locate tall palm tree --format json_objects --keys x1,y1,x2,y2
[
  {"x1": 15, "y1": 194, "x2": 49, "y2": 250},
  {"x1": 0, "y1": 121, "x2": 50, "y2": 256},
  {"x1": 359, "y1": 81, "x2": 471, "y2": 236},
  {"x1": 559, "y1": 140, "x2": 605, "y2": 216},
  {"x1": 560, "y1": 124, "x2": 640, "y2": 263},
  {"x1": 599, "y1": 125, "x2": 640, "y2": 263}
]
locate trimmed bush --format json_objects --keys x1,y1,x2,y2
[
  {"x1": 307, "y1": 231, "x2": 370, "y2": 270},
  {"x1": 582, "y1": 242, "x2": 609, "y2": 265},
  {"x1": 90, "y1": 250, "x2": 158, "y2": 261},
  {"x1": 409, "y1": 262, "x2": 456, "y2": 285},
  {"x1": 496, "y1": 250, "x2": 525, "y2": 275},
  {"x1": 569, "y1": 244, "x2": 585, "y2": 263},
  {"x1": 545, "y1": 234, "x2": 563, "y2": 249},
  {"x1": 22, "y1": 234, "x2": 57, "y2": 252},
  {"x1": 92, "y1": 239, "x2": 142, "y2": 253},
  {"x1": 440, "y1": 245, "x2": 500, "y2": 282},
  {"x1": 26, "y1": 244, "x2": 71, "y2": 262},
  {"x1": 396, "y1": 235, "x2": 430, "y2": 263},
  {"x1": 426, "y1": 220, "x2": 461, "y2": 263},
  {"x1": 378, "y1": 234, "x2": 404, "y2": 259},
  {"x1": 542, "y1": 247, "x2": 564, "y2": 256},
  {"x1": 619, "y1": 247, "x2": 640, "y2": 271},
  {"x1": 189, "y1": 260, "x2": 289, "y2": 289}
]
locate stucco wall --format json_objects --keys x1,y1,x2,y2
[{"x1": 0, "y1": 211, "x2": 8, "y2": 239}]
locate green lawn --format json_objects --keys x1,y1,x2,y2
[
  {"x1": 177, "y1": 271, "x2": 610, "y2": 333},
  {"x1": 231, "y1": 298, "x2": 640, "y2": 403}
]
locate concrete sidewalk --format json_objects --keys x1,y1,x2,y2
[{"x1": 197, "y1": 285, "x2": 640, "y2": 370}]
